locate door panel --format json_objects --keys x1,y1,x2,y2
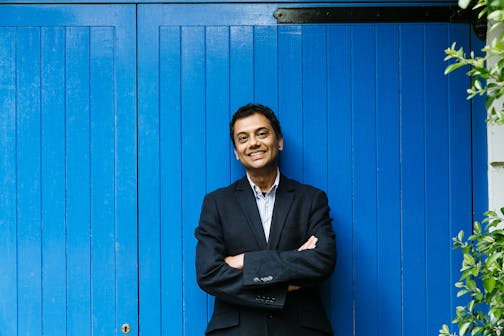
[
  {"x1": 138, "y1": 4, "x2": 484, "y2": 336},
  {"x1": 0, "y1": 6, "x2": 137, "y2": 336}
]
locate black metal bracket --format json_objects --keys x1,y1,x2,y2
[{"x1": 273, "y1": 6, "x2": 486, "y2": 40}]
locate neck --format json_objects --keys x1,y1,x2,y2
[{"x1": 247, "y1": 166, "x2": 278, "y2": 193}]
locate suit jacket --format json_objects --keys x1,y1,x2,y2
[{"x1": 195, "y1": 175, "x2": 337, "y2": 335}]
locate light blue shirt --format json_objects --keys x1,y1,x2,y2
[{"x1": 247, "y1": 170, "x2": 280, "y2": 242}]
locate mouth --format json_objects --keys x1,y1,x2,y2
[{"x1": 248, "y1": 151, "x2": 265, "y2": 159}]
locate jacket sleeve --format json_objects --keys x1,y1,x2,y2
[
  {"x1": 242, "y1": 189, "x2": 337, "y2": 288},
  {"x1": 195, "y1": 194, "x2": 288, "y2": 310}
]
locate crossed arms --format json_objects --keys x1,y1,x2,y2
[{"x1": 194, "y1": 188, "x2": 336, "y2": 310}]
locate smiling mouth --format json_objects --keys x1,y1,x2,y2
[{"x1": 249, "y1": 151, "x2": 265, "y2": 158}]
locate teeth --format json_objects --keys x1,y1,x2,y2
[{"x1": 250, "y1": 152, "x2": 264, "y2": 157}]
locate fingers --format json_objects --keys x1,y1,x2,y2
[
  {"x1": 224, "y1": 254, "x2": 244, "y2": 269},
  {"x1": 297, "y1": 235, "x2": 318, "y2": 251},
  {"x1": 288, "y1": 285, "x2": 302, "y2": 292}
]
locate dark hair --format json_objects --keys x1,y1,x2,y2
[{"x1": 229, "y1": 104, "x2": 283, "y2": 146}]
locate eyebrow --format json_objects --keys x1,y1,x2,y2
[{"x1": 236, "y1": 127, "x2": 270, "y2": 135}]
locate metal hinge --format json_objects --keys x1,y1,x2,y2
[{"x1": 273, "y1": 6, "x2": 486, "y2": 40}]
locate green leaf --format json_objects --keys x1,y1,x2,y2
[
  {"x1": 458, "y1": 0, "x2": 472, "y2": 8},
  {"x1": 458, "y1": 230, "x2": 465, "y2": 242},
  {"x1": 474, "y1": 221, "x2": 482, "y2": 234},
  {"x1": 457, "y1": 289, "x2": 470, "y2": 297},
  {"x1": 471, "y1": 326, "x2": 484, "y2": 336},
  {"x1": 483, "y1": 277, "x2": 496, "y2": 292},
  {"x1": 459, "y1": 321, "x2": 471, "y2": 336},
  {"x1": 445, "y1": 62, "x2": 467, "y2": 75},
  {"x1": 486, "y1": 252, "x2": 502, "y2": 266}
]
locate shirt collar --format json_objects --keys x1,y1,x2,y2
[{"x1": 247, "y1": 168, "x2": 280, "y2": 198}]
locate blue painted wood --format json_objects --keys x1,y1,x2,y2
[
  {"x1": 205, "y1": 26, "x2": 232, "y2": 194},
  {"x1": 326, "y1": 24, "x2": 353, "y2": 336},
  {"x1": 90, "y1": 26, "x2": 116, "y2": 335},
  {"x1": 0, "y1": 27, "x2": 18, "y2": 336},
  {"x1": 204, "y1": 26, "x2": 232, "y2": 320},
  {"x1": 401, "y1": 24, "x2": 428, "y2": 336},
  {"x1": 375, "y1": 24, "x2": 402, "y2": 336},
  {"x1": 16, "y1": 27, "x2": 43, "y2": 336},
  {"x1": 114, "y1": 6, "x2": 139, "y2": 336},
  {"x1": 278, "y1": 25, "x2": 303, "y2": 180},
  {"x1": 0, "y1": 6, "x2": 137, "y2": 336},
  {"x1": 137, "y1": 5, "x2": 163, "y2": 335},
  {"x1": 424, "y1": 24, "x2": 452, "y2": 334},
  {"x1": 41, "y1": 26, "x2": 67, "y2": 336},
  {"x1": 181, "y1": 26, "x2": 208, "y2": 336},
  {"x1": 254, "y1": 26, "x2": 279, "y2": 112},
  {"x1": 66, "y1": 26, "x2": 92, "y2": 336},
  {"x1": 352, "y1": 24, "x2": 379, "y2": 336},
  {"x1": 303, "y1": 25, "x2": 328, "y2": 188},
  {"x1": 137, "y1": 5, "x2": 483, "y2": 336},
  {"x1": 159, "y1": 26, "x2": 184, "y2": 335}
]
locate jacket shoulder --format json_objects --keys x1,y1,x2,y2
[
  {"x1": 204, "y1": 178, "x2": 245, "y2": 200},
  {"x1": 280, "y1": 175, "x2": 326, "y2": 196}
]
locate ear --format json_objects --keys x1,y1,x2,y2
[
  {"x1": 278, "y1": 137, "x2": 284, "y2": 151},
  {"x1": 234, "y1": 148, "x2": 240, "y2": 160}
]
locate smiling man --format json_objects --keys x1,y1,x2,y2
[{"x1": 195, "y1": 103, "x2": 337, "y2": 335}]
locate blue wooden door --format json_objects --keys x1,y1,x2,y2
[
  {"x1": 0, "y1": 5, "x2": 138, "y2": 336},
  {"x1": 138, "y1": 4, "x2": 486, "y2": 336}
]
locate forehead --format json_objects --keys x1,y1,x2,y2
[{"x1": 233, "y1": 113, "x2": 272, "y2": 135}]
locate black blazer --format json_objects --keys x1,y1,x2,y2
[{"x1": 195, "y1": 175, "x2": 337, "y2": 335}]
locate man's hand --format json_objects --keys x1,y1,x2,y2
[
  {"x1": 224, "y1": 236, "x2": 317, "y2": 280},
  {"x1": 298, "y1": 235, "x2": 318, "y2": 251},
  {"x1": 224, "y1": 253, "x2": 244, "y2": 269},
  {"x1": 288, "y1": 236, "x2": 318, "y2": 292}
]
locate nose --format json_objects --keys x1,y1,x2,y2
[{"x1": 249, "y1": 135, "x2": 260, "y2": 147}]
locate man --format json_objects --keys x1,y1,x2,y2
[{"x1": 195, "y1": 103, "x2": 336, "y2": 335}]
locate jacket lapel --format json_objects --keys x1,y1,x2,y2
[
  {"x1": 234, "y1": 177, "x2": 268, "y2": 249},
  {"x1": 267, "y1": 176, "x2": 295, "y2": 250}
]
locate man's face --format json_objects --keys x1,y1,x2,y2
[{"x1": 233, "y1": 113, "x2": 283, "y2": 172}]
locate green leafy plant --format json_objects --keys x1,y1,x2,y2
[
  {"x1": 439, "y1": 209, "x2": 504, "y2": 336},
  {"x1": 444, "y1": 0, "x2": 504, "y2": 125}
]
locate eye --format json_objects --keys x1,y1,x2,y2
[
  {"x1": 237, "y1": 134, "x2": 248, "y2": 143},
  {"x1": 257, "y1": 129, "x2": 269, "y2": 138}
]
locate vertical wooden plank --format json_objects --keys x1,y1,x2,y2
[
  {"x1": 424, "y1": 23, "x2": 451, "y2": 335},
  {"x1": 278, "y1": 25, "x2": 303, "y2": 180},
  {"x1": 352, "y1": 24, "x2": 378, "y2": 336},
  {"x1": 400, "y1": 24, "x2": 427, "y2": 336},
  {"x1": 327, "y1": 24, "x2": 353, "y2": 336},
  {"x1": 230, "y1": 25, "x2": 253, "y2": 180},
  {"x1": 112, "y1": 7, "x2": 138, "y2": 335},
  {"x1": 66, "y1": 26, "x2": 91, "y2": 336},
  {"x1": 41, "y1": 26, "x2": 67, "y2": 336},
  {"x1": 89, "y1": 26, "x2": 116, "y2": 335},
  {"x1": 302, "y1": 25, "x2": 327, "y2": 188},
  {"x1": 448, "y1": 24, "x2": 473, "y2": 315},
  {"x1": 159, "y1": 25, "x2": 183, "y2": 335},
  {"x1": 0, "y1": 27, "x2": 18, "y2": 336},
  {"x1": 254, "y1": 25, "x2": 278, "y2": 110},
  {"x1": 181, "y1": 25, "x2": 207, "y2": 336},
  {"x1": 206, "y1": 26, "x2": 231, "y2": 192},
  {"x1": 138, "y1": 6, "x2": 162, "y2": 335},
  {"x1": 16, "y1": 26, "x2": 42, "y2": 336},
  {"x1": 205, "y1": 25, "x2": 231, "y2": 318},
  {"x1": 376, "y1": 24, "x2": 401, "y2": 336}
]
